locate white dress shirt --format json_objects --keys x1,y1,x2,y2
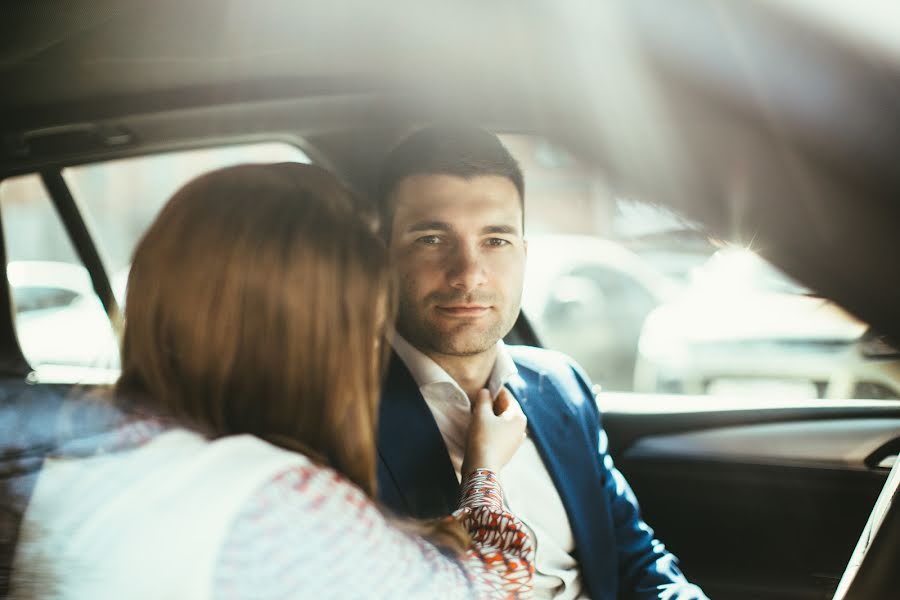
[{"x1": 392, "y1": 335, "x2": 590, "y2": 600}]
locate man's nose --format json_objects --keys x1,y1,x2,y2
[{"x1": 446, "y1": 243, "x2": 487, "y2": 291}]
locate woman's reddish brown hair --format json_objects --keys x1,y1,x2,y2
[{"x1": 117, "y1": 162, "x2": 389, "y2": 496}]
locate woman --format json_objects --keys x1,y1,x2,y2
[{"x1": 11, "y1": 163, "x2": 532, "y2": 599}]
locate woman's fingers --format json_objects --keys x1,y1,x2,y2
[
  {"x1": 472, "y1": 388, "x2": 492, "y2": 415},
  {"x1": 492, "y1": 388, "x2": 511, "y2": 415},
  {"x1": 495, "y1": 388, "x2": 526, "y2": 424},
  {"x1": 463, "y1": 388, "x2": 528, "y2": 475}
]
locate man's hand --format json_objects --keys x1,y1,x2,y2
[{"x1": 462, "y1": 388, "x2": 527, "y2": 477}]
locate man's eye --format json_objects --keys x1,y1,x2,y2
[
  {"x1": 486, "y1": 238, "x2": 511, "y2": 247},
  {"x1": 416, "y1": 235, "x2": 442, "y2": 245}
]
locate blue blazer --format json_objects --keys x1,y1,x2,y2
[{"x1": 376, "y1": 345, "x2": 706, "y2": 600}]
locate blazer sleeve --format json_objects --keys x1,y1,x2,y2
[{"x1": 569, "y1": 361, "x2": 709, "y2": 600}]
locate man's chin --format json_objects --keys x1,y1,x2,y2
[
  {"x1": 397, "y1": 315, "x2": 508, "y2": 357},
  {"x1": 435, "y1": 341, "x2": 494, "y2": 357},
  {"x1": 427, "y1": 328, "x2": 501, "y2": 357}
]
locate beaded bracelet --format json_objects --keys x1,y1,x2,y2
[{"x1": 461, "y1": 468, "x2": 504, "y2": 511}]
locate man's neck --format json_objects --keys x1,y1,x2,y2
[{"x1": 426, "y1": 345, "x2": 498, "y2": 404}]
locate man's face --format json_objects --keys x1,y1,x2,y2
[{"x1": 388, "y1": 173, "x2": 526, "y2": 357}]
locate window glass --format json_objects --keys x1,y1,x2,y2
[
  {"x1": 63, "y1": 142, "x2": 310, "y2": 302},
  {"x1": 0, "y1": 174, "x2": 119, "y2": 380},
  {"x1": 503, "y1": 134, "x2": 900, "y2": 401},
  {"x1": 1, "y1": 141, "x2": 310, "y2": 383}
]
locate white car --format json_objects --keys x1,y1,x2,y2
[
  {"x1": 8, "y1": 261, "x2": 121, "y2": 379},
  {"x1": 634, "y1": 248, "x2": 900, "y2": 399},
  {"x1": 523, "y1": 234, "x2": 679, "y2": 391}
]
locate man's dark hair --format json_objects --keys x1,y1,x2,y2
[{"x1": 376, "y1": 126, "x2": 525, "y2": 239}]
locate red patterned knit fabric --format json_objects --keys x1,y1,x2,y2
[
  {"x1": 63, "y1": 416, "x2": 534, "y2": 598},
  {"x1": 456, "y1": 469, "x2": 535, "y2": 597},
  {"x1": 214, "y1": 464, "x2": 534, "y2": 599}
]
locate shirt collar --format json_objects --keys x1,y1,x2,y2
[{"x1": 391, "y1": 333, "x2": 518, "y2": 400}]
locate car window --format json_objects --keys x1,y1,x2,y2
[
  {"x1": 0, "y1": 141, "x2": 311, "y2": 383},
  {"x1": 538, "y1": 264, "x2": 658, "y2": 392},
  {"x1": 504, "y1": 134, "x2": 900, "y2": 402},
  {"x1": 63, "y1": 142, "x2": 311, "y2": 301},
  {"x1": 0, "y1": 174, "x2": 118, "y2": 380},
  {"x1": 692, "y1": 247, "x2": 812, "y2": 296}
]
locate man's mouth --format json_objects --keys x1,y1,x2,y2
[{"x1": 435, "y1": 304, "x2": 491, "y2": 317}]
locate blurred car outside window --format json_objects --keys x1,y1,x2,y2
[
  {"x1": 502, "y1": 134, "x2": 900, "y2": 402},
  {"x1": 1, "y1": 142, "x2": 311, "y2": 383}
]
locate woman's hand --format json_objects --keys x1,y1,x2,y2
[{"x1": 462, "y1": 388, "x2": 527, "y2": 478}]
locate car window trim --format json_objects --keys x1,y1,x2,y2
[
  {"x1": 0, "y1": 190, "x2": 33, "y2": 377},
  {"x1": 39, "y1": 169, "x2": 119, "y2": 325}
]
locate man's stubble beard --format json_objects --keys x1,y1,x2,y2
[{"x1": 394, "y1": 277, "x2": 520, "y2": 358}]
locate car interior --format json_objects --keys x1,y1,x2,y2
[{"x1": 2, "y1": 2, "x2": 900, "y2": 599}]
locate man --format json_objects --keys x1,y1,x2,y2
[{"x1": 375, "y1": 126, "x2": 706, "y2": 600}]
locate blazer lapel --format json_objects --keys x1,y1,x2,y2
[
  {"x1": 506, "y1": 365, "x2": 618, "y2": 593},
  {"x1": 505, "y1": 370, "x2": 573, "y2": 444},
  {"x1": 377, "y1": 353, "x2": 460, "y2": 519}
]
